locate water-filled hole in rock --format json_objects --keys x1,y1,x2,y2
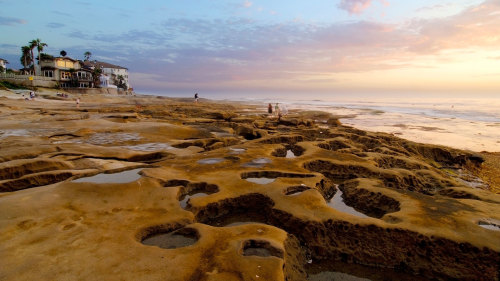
[
  {"x1": 478, "y1": 221, "x2": 500, "y2": 231},
  {"x1": 242, "y1": 158, "x2": 272, "y2": 168},
  {"x1": 142, "y1": 227, "x2": 199, "y2": 249},
  {"x1": 242, "y1": 239, "x2": 284, "y2": 258},
  {"x1": 176, "y1": 181, "x2": 219, "y2": 208},
  {"x1": 72, "y1": 168, "x2": 143, "y2": 183},
  {"x1": 179, "y1": 192, "x2": 209, "y2": 209},
  {"x1": 229, "y1": 148, "x2": 246, "y2": 154},
  {"x1": 286, "y1": 150, "x2": 296, "y2": 158},
  {"x1": 272, "y1": 144, "x2": 304, "y2": 158},
  {"x1": 246, "y1": 178, "x2": 276, "y2": 184},
  {"x1": 306, "y1": 259, "x2": 430, "y2": 281},
  {"x1": 122, "y1": 143, "x2": 174, "y2": 152},
  {"x1": 197, "y1": 158, "x2": 225, "y2": 165},
  {"x1": 327, "y1": 188, "x2": 370, "y2": 218},
  {"x1": 284, "y1": 185, "x2": 312, "y2": 196}
]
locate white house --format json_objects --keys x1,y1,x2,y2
[
  {"x1": 83, "y1": 60, "x2": 129, "y2": 89},
  {"x1": 0, "y1": 58, "x2": 8, "y2": 73}
]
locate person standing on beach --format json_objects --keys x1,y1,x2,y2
[
  {"x1": 76, "y1": 98, "x2": 80, "y2": 109},
  {"x1": 194, "y1": 93, "x2": 199, "y2": 103},
  {"x1": 275, "y1": 103, "x2": 280, "y2": 117},
  {"x1": 268, "y1": 103, "x2": 273, "y2": 115}
]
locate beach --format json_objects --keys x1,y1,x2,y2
[{"x1": 0, "y1": 88, "x2": 499, "y2": 281}]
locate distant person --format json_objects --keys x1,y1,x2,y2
[
  {"x1": 29, "y1": 91, "x2": 35, "y2": 100},
  {"x1": 268, "y1": 103, "x2": 273, "y2": 115},
  {"x1": 76, "y1": 98, "x2": 80, "y2": 109},
  {"x1": 194, "y1": 93, "x2": 199, "y2": 103},
  {"x1": 275, "y1": 103, "x2": 280, "y2": 117}
]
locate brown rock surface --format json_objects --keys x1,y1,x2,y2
[{"x1": 0, "y1": 89, "x2": 499, "y2": 281}]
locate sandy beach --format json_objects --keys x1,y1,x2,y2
[{"x1": 0, "y1": 88, "x2": 499, "y2": 281}]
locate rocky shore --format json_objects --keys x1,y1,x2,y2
[{"x1": 0, "y1": 88, "x2": 499, "y2": 281}]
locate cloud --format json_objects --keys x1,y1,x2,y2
[
  {"x1": 338, "y1": 0, "x2": 373, "y2": 15},
  {"x1": 243, "y1": 0, "x2": 253, "y2": 8},
  {"x1": 337, "y1": 0, "x2": 390, "y2": 15},
  {"x1": 53, "y1": 0, "x2": 499, "y2": 93},
  {"x1": 47, "y1": 22, "x2": 65, "y2": 29},
  {"x1": 0, "y1": 16, "x2": 26, "y2": 26}
]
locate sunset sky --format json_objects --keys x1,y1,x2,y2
[{"x1": 1, "y1": 0, "x2": 499, "y2": 96}]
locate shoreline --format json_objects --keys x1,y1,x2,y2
[{"x1": 2, "y1": 87, "x2": 499, "y2": 193}]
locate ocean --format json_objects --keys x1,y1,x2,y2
[{"x1": 143, "y1": 91, "x2": 500, "y2": 153}]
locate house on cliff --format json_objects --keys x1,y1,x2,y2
[
  {"x1": 82, "y1": 60, "x2": 129, "y2": 90},
  {"x1": 37, "y1": 56, "x2": 130, "y2": 89},
  {"x1": 39, "y1": 56, "x2": 93, "y2": 88}
]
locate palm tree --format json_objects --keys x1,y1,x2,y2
[
  {"x1": 84, "y1": 51, "x2": 92, "y2": 61},
  {"x1": 29, "y1": 39, "x2": 37, "y2": 73},
  {"x1": 60, "y1": 50, "x2": 67, "y2": 57},
  {"x1": 35, "y1": 39, "x2": 47, "y2": 75},
  {"x1": 20, "y1": 46, "x2": 33, "y2": 74},
  {"x1": 28, "y1": 38, "x2": 47, "y2": 75}
]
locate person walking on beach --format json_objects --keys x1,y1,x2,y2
[
  {"x1": 268, "y1": 103, "x2": 273, "y2": 115},
  {"x1": 275, "y1": 103, "x2": 280, "y2": 117},
  {"x1": 76, "y1": 98, "x2": 80, "y2": 109},
  {"x1": 194, "y1": 93, "x2": 199, "y2": 103}
]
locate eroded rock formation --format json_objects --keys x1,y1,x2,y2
[{"x1": 0, "y1": 92, "x2": 499, "y2": 281}]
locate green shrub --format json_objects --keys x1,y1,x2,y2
[{"x1": 0, "y1": 81, "x2": 28, "y2": 90}]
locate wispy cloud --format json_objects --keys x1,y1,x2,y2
[
  {"x1": 47, "y1": 22, "x2": 65, "y2": 29},
  {"x1": 338, "y1": 0, "x2": 373, "y2": 15},
  {"x1": 243, "y1": 0, "x2": 253, "y2": 8},
  {"x1": 0, "y1": 16, "x2": 26, "y2": 26},
  {"x1": 337, "y1": 0, "x2": 390, "y2": 15}
]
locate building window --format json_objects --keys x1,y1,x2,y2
[
  {"x1": 43, "y1": 70, "x2": 53, "y2": 77},
  {"x1": 61, "y1": 72, "x2": 71, "y2": 80},
  {"x1": 77, "y1": 72, "x2": 89, "y2": 79}
]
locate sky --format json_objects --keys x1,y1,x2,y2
[{"x1": 1, "y1": 0, "x2": 499, "y2": 97}]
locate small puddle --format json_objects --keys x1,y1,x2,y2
[
  {"x1": 242, "y1": 240, "x2": 283, "y2": 258},
  {"x1": 245, "y1": 178, "x2": 276, "y2": 185},
  {"x1": 230, "y1": 148, "x2": 246, "y2": 154},
  {"x1": 142, "y1": 228, "x2": 198, "y2": 249},
  {"x1": 286, "y1": 150, "x2": 296, "y2": 158},
  {"x1": 86, "y1": 132, "x2": 142, "y2": 145},
  {"x1": 328, "y1": 189, "x2": 369, "y2": 218},
  {"x1": 242, "y1": 158, "x2": 272, "y2": 168},
  {"x1": 306, "y1": 260, "x2": 431, "y2": 281},
  {"x1": 285, "y1": 185, "x2": 311, "y2": 196},
  {"x1": 197, "y1": 158, "x2": 225, "y2": 164},
  {"x1": 478, "y1": 221, "x2": 500, "y2": 231},
  {"x1": 122, "y1": 143, "x2": 174, "y2": 152},
  {"x1": 73, "y1": 168, "x2": 143, "y2": 183},
  {"x1": 444, "y1": 168, "x2": 486, "y2": 189},
  {"x1": 179, "y1": 192, "x2": 209, "y2": 209}
]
